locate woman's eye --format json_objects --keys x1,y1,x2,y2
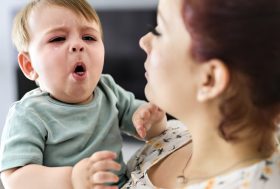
[
  {"x1": 49, "y1": 37, "x2": 65, "y2": 43},
  {"x1": 151, "y1": 27, "x2": 161, "y2": 36},
  {"x1": 147, "y1": 25, "x2": 161, "y2": 36},
  {"x1": 82, "y1": 36, "x2": 96, "y2": 41}
]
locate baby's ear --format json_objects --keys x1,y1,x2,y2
[
  {"x1": 18, "y1": 52, "x2": 38, "y2": 81},
  {"x1": 196, "y1": 59, "x2": 230, "y2": 102}
]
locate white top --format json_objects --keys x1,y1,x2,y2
[{"x1": 123, "y1": 120, "x2": 280, "y2": 189}]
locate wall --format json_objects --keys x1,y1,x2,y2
[
  {"x1": 0, "y1": 0, "x2": 27, "y2": 132},
  {"x1": 0, "y1": 0, "x2": 156, "y2": 133}
]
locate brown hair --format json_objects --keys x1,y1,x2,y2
[
  {"x1": 182, "y1": 0, "x2": 280, "y2": 143},
  {"x1": 12, "y1": 0, "x2": 102, "y2": 52}
]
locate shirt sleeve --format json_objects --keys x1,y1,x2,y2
[
  {"x1": 100, "y1": 74, "x2": 145, "y2": 136},
  {"x1": 0, "y1": 104, "x2": 47, "y2": 172}
]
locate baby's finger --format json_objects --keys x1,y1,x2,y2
[
  {"x1": 149, "y1": 103, "x2": 158, "y2": 112},
  {"x1": 133, "y1": 114, "x2": 147, "y2": 137},
  {"x1": 151, "y1": 104, "x2": 165, "y2": 115},
  {"x1": 92, "y1": 185, "x2": 118, "y2": 189},
  {"x1": 140, "y1": 108, "x2": 151, "y2": 120},
  {"x1": 136, "y1": 125, "x2": 146, "y2": 138},
  {"x1": 91, "y1": 171, "x2": 119, "y2": 185},
  {"x1": 89, "y1": 151, "x2": 117, "y2": 162},
  {"x1": 90, "y1": 159, "x2": 121, "y2": 173}
]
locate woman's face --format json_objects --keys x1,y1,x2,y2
[{"x1": 140, "y1": 0, "x2": 201, "y2": 119}]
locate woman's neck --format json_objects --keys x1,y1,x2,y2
[{"x1": 184, "y1": 123, "x2": 272, "y2": 183}]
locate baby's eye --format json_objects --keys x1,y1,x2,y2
[
  {"x1": 82, "y1": 35, "x2": 96, "y2": 41},
  {"x1": 49, "y1": 37, "x2": 65, "y2": 43}
]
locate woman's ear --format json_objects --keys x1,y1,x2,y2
[
  {"x1": 18, "y1": 52, "x2": 38, "y2": 81},
  {"x1": 197, "y1": 59, "x2": 230, "y2": 102}
]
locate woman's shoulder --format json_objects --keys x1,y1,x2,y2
[
  {"x1": 140, "y1": 119, "x2": 190, "y2": 157},
  {"x1": 255, "y1": 151, "x2": 280, "y2": 187},
  {"x1": 234, "y1": 152, "x2": 280, "y2": 189},
  {"x1": 125, "y1": 120, "x2": 191, "y2": 187},
  {"x1": 187, "y1": 151, "x2": 280, "y2": 189}
]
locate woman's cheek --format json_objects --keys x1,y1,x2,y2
[{"x1": 150, "y1": 51, "x2": 163, "y2": 69}]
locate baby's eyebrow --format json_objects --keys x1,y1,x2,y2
[
  {"x1": 44, "y1": 26, "x2": 100, "y2": 35},
  {"x1": 81, "y1": 26, "x2": 100, "y2": 33},
  {"x1": 44, "y1": 27, "x2": 68, "y2": 35}
]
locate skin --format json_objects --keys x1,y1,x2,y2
[
  {"x1": 139, "y1": 0, "x2": 272, "y2": 188},
  {"x1": 19, "y1": 4, "x2": 105, "y2": 105},
  {"x1": 1, "y1": 4, "x2": 167, "y2": 189}
]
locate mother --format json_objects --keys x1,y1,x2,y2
[{"x1": 122, "y1": 0, "x2": 280, "y2": 188}]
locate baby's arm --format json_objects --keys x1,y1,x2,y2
[
  {"x1": 133, "y1": 103, "x2": 167, "y2": 140},
  {"x1": 1, "y1": 151, "x2": 120, "y2": 189},
  {"x1": 1, "y1": 165, "x2": 73, "y2": 189}
]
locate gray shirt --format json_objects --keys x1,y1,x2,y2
[{"x1": 0, "y1": 74, "x2": 144, "y2": 187}]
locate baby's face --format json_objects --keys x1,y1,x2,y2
[{"x1": 27, "y1": 5, "x2": 104, "y2": 104}]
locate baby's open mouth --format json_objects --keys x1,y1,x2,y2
[{"x1": 74, "y1": 63, "x2": 86, "y2": 76}]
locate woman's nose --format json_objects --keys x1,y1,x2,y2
[{"x1": 139, "y1": 33, "x2": 151, "y2": 54}]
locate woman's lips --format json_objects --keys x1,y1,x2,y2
[{"x1": 145, "y1": 72, "x2": 148, "y2": 79}]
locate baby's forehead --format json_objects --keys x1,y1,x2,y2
[
  {"x1": 31, "y1": 2, "x2": 100, "y2": 23},
  {"x1": 28, "y1": 4, "x2": 101, "y2": 31}
]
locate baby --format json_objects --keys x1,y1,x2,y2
[{"x1": 0, "y1": 0, "x2": 166, "y2": 189}]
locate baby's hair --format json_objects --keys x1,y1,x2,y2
[{"x1": 12, "y1": 0, "x2": 102, "y2": 52}]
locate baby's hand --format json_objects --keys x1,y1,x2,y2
[
  {"x1": 133, "y1": 103, "x2": 166, "y2": 139},
  {"x1": 72, "y1": 151, "x2": 121, "y2": 189}
]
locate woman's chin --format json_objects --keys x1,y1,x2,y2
[
  {"x1": 144, "y1": 87, "x2": 158, "y2": 106},
  {"x1": 144, "y1": 86, "x2": 152, "y2": 101}
]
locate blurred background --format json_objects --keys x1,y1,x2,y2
[{"x1": 0, "y1": 1, "x2": 157, "y2": 187}]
